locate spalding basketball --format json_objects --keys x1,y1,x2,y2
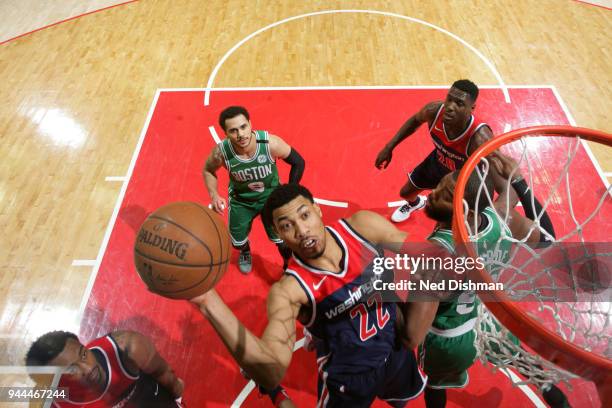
[{"x1": 134, "y1": 201, "x2": 231, "y2": 299}]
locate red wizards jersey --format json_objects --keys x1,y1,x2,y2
[
  {"x1": 285, "y1": 219, "x2": 397, "y2": 376},
  {"x1": 54, "y1": 335, "x2": 139, "y2": 407},
  {"x1": 429, "y1": 104, "x2": 490, "y2": 171}
]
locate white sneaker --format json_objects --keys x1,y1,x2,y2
[{"x1": 391, "y1": 195, "x2": 427, "y2": 223}]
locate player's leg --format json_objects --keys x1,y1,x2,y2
[
  {"x1": 392, "y1": 151, "x2": 441, "y2": 223},
  {"x1": 481, "y1": 315, "x2": 571, "y2": 408},
  {"x1": 228, "y1": 198, "x2": 257, "y2": 274},
  {"x1": 377, "y1": 347, "x2": 426, "y2": 408}
]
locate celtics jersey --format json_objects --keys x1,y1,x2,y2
[
  {"x1": 218, "y1": 130, "x2": 280, "y2": 202},
  {"x1": 427, "y1": 207, "x2": 512, "y2": 335}
]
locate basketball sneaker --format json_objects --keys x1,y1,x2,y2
[
  {"x1": 238, "y1": 250, "x2": 252, "y2": 274},
  {"x1": 391, "y1": 195, "x2": 426, "y2": 222}
]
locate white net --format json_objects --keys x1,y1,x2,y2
[{"x1": 459, "y1": 132, "x2": 612, "y2": 391}]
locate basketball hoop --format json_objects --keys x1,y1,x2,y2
[{"x1": 452, "y1": 126, "x2": 612, "y2": 405}]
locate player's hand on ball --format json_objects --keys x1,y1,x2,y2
[
  {"x1": 211, "y1": 196, "x2": 227, "y2": 214},
  {"x1": 375, "y1": 146, "x2": 393, "y2": 169}
]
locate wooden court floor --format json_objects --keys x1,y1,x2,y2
[{"x1": 0, "y1": 1, "x2": 610, "y2": 407}]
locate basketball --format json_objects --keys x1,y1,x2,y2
[{"x1": 134, "y1": 201, "x2": 231, "y2": 299}]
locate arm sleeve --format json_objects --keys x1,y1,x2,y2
[
  {"x1": 282, "y1": 148, "x2": 305, "y2": 184},
  {"x1": 511, "y1": 177, "x2": 556, "y2": 239}
]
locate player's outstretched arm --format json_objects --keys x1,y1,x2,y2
[
  {"x1": 466, "y1": 125, "x2": 493, "y2": 156},
  {"x1": 344, "y1": 209, "x2": 408, "y2": 251},
  {"x1": 203, "y1": 145, "x2": 227, "y2": 213},
  {"x1": 191, "y1": 276, "x2": 307, "y2": 390},
  {"x1": 488, "y1": 154, "x2": 519, "y2": 218},
  {"x1": 269, "y1": 134, "x2": 305, "y2": 184},
  {"x1": 489, "y1": 151, "x2": 556, "y2": 241},
  {"x1": 375, "y1": 101, "x2": 442, "y2": 169},
  {"x1": 110, "y1": 331, "x2": 184, "y2": 398}
]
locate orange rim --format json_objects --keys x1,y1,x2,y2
[{"x1": 452, "y1": 126, "x2": 612, "y2": 388}]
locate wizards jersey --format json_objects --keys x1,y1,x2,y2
[
  {"x1": 429, "y1": 104, "x2": 490, "y2": 172},
  {"x1": 218, "y1": 130, "x2": 280, "y2": 202},
  {"x1": 426, "y1": 207, "x2": 512, "y2": 336},
  {"x1": 285, "y1": 219, "x2": 397, "y2": 376},
  {"x1": 54, "y1": 335, "x2": 139, "y2": 407}
]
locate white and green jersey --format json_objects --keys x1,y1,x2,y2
[
  {"x1": 427, "y1": 206, "x2": 512, "y2": 336},
  {"x1": 218, "y1": 130, "x2": 280, "y2": 202}
]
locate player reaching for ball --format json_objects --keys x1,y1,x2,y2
[
  {"x1": 203, "y1": 106, "x2": 305, "y2": 274},
  {"x1": 375, "y1": 80, "x2": 493, "y2": 223},
  {"x1": 26, "y1": 330, "x2": 184, "y2": 407},
  {"x1": 191, "y1": 184, "x2": 428, "y2": 407}
]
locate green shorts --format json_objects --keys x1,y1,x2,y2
[
  {"x1": 419, "y1": 319, "x2": 520, "y2": 389},
  {"x1": 419, "y1": 329, "x2": 477, "y2": 389},
  {"x1": 228, "y1": 197, "x2": 281, "y2": 247}
]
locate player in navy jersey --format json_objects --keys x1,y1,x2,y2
[
  {"x1": 375, "y1": 80, "x2": 493, "y2": 223},
  {"x1": 26, "y1": 330, "x2": 184, "y2": 407},
  {"x1": 191, "y1": 184, "x2": 430, "y2": 407}
]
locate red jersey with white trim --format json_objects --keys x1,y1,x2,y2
[
  {"x1": 429, "y1": 104, "x2": 490, "y2": 171},
  {"x1": 285, "y1": 219, "x2": 397, "y2": 376},
  {"x1": 53, "y1": 335, "x2": 139, "y2": 408}
]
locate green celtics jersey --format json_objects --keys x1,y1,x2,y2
[
  {"x1": 426, "y1": 207, "x2": 513, "y2": 335},
  {"x1": 218, "y1": 130, "x2": 280, "y2": 202}
]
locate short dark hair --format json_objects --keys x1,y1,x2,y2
[
  {"x1": 452, "y1": 168, "x2": 493, "y2": 214},
  {"x1": 262, "y1": 184, "x2": 315, "y2": 229},
  {"x1": 26, "y1": 331, "x2": 79, "y2": 366},
  {"x1": 219, "y1": 106, "x2": 250, "y2": 131},
  {"x1": 451, "y1": 79, "x2": 479, "y2": 102}
]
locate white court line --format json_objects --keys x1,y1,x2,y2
[
  {"x1": 504, "y1": 123, "x2": 512, "y2": 133},
  {"x1": 71, "y1": 259, "x2": 96, "y2": 266},
  {"x1": 499, "y1": 368, "x2": 547, "y2": 407},
  {"x1": 208, "y1": 126, "x2": 222, "y2": 143},
  {"x1": 231, "y1": 338, "x2": 305, "y2": 407},
  {"x1": 0, "y1": 366, "x2": 62, "y2": 375},
  {"x1": 105, "y1": 176, "x2": 126, "y2": 182},
  {"x1": 550, "y1": 86, "x2": 611, "y2": 195},
  {"x1": 604, "y1": 172, "x2": 612, "y2": 177},
  {"x1": 314, "y1": 197, "x2": 348, "y2": 208},
  {"x1": 203, "y1": 9, "x2": 510, "y2": 106},
  {"x1": 76, "y1": 90, "x2": 161, "y2": 321}
]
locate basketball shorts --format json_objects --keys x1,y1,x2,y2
[
  {"x1": 408, "y1": 150, "x2": 451, "y2": 190},
  {"x1": 418, "y1": 329, "x2": 477, "y2": 389},
  {"x1": 228, "y1": 196, "x2": 281, "y2": 247},
  {"x1": 419, "y1": 320, "x2": 521, "y2": 389},
  {"x1": 317, "y1": 347, "x2": 426, "y2": 407}
]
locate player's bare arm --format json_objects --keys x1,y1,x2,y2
[
  {"x1": 344, "y1": 210, "x2": 408, "y2": 252},
  {"x1": 375, "y1": 101, "x2": 442, "y2": 169},
  {"x1": 202, "y1": 145, "x2": 227, "y2": 213},
  {"x1": 269, "y1": 134, "x2": 306, "y2": 184},
  {"x1": 397, "y1": 301, "x2": 439, "y2": 349},
  {"x1": 488, "y1": 152, "x2": 520, "y2": 218},
  {"x1": 467, "y1": 125, "x2": 493, "y2": 156},
  {"x1": 191, "y1": 275, "x2": 307, "y2": 390},
  {"x1": 111, "y1": 330, "x2": 184, "y2": 398}
]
